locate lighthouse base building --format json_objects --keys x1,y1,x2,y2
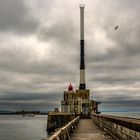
[{"x1": 61, "y1": 84, "x2": 97, "y2": 115}]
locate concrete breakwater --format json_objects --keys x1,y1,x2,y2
[
  {"x1": 43, "y1": 116, "x2": 80, "y2": 140},
  {"x1": 43, "y1": 114, "x2": 140, "y2": 140},
  {"x1": 47, "y1": 112, "x2": 77, "y2": 133},
  {"x1": 92, "y1": 114, "x2": 140, "y2": 140}
]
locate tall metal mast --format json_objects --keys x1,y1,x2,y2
[{"x1": 79, "y1": 4, "x2": 86, "y2": 90}]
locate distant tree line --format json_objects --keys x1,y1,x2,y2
[{"x1": 0, "y1": 110, "x2": 49, "y2": 115}]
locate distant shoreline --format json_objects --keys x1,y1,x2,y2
[
  {"x1": 0, "y1": 113, "x2": 48, "y2": 115},
  {"x1": 0, "y1": 111, "x2": 49, "y2": 115}
]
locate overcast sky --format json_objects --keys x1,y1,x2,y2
[{"x1": 0, "y1": 0, "x2": 140, "y2": 111}]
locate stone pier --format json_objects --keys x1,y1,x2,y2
[
  {"x1": 71, "y1": 119, "x2": 113, "y2": 140},
  {"x1": 44, "y1": 114, "x2": 140, "y2": 140}
]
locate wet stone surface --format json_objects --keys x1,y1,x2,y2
[{"x1": 71, "y1": 119, "x2": 114, "y2": 140}]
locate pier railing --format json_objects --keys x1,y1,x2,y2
[
  {"x1": 43, "y1": 116, "x2": 80, "y2": 140},
  {"x1": 91, "y1": 113, "x2": 140, "y2": 140}
]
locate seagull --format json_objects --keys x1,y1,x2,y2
[{"x1": 115, "y1": 25, "x2": 118, "y2": 30}]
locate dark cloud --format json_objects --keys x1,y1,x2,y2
[
  {"x1": 0, "y1": 101, "x2": 57, "y2": 111},
  {"x1": 38, "y1": 21, "x2": 78, "y2": 47},
  {"x1": 0, "y1": 91, "x2": 62, "y2": 111},
  {"x1": 99, "y1": 100, "x2": 140, "y2": 112},
  {"x1": 0, "y1": 0, "x2": 38, "y2": 34},
  {"x1": 0, "y1": 91, "x2": 62, "y2": 101}
]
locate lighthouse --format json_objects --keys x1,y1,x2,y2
[
  {"x1": 79, "y1": 4, "x2": 86, "y2": 90},
  {"x1": 61, "y1": 4, "x2": 93, "y2": 115}
]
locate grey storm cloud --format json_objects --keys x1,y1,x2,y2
[
  {"x1": 38, "y1": 20, "x2": 78, "y2": 47},
  {"x1": 99, "y1": 100, "x2": 140, "y2": 112},
  {"x1": 0, "y1": 0, "x2": 140, "y2": 111},
  {"x1": 0, "y1": 91, "x2": 62, "y2": 101},
  {"x1": 0, "y1": 0, "x2": 38, "y2": 34}
]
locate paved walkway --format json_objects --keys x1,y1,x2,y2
[{"x1": 71, "y1": 119, "x2": 114, "y2": 140}]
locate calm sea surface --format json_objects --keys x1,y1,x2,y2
[
  {"x1": 101, "y1": 111, "x2": 140, "y2": 118},
  {"x1": 0, "y1": 112, "x2": 139, "y2": 140},
  {"x1": 0, "y1": 115, "x2": 48, "y2": 140}
]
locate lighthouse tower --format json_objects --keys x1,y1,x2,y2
[
  {"x1": 61, "y1": 4, "x2": 91, "y2": 115},
  {"x1": 76, "y1": 4, "x2": 90, "y2": 115},
  {"x1": 79, "y1": 4, "x2": 86, "y2": 90}
]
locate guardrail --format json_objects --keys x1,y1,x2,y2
[
  {"x1": 43, "y1": 116, "x2": 80, "y2": 140},
  {"x1": 91, "y1": 113, "x2": 140, "y2": 140}
]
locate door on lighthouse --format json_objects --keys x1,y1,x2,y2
[{"x1": 82, "y1": 103, "x2": 89, "y2": 116}]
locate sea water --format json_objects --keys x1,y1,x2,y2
[
  {"x1": 0, "y1": 112, "x2": 139, "y2": 140},
  {"x1": 101, "y1": 111, "x2": 140, "y2": 118},
  {"x1": 0, "y1": 115, "x2": 48, "y2": 140}
]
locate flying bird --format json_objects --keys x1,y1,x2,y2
[{"x1": 115, "y1": 25, "x2": 118, "y2": 30}]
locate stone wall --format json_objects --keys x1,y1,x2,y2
[
  {"x1": 91, "y1": 114, "x2": 140, "y2": 140},
  {"x1": 44, "y1": 116, "x2": 80, "y2": 140}
]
